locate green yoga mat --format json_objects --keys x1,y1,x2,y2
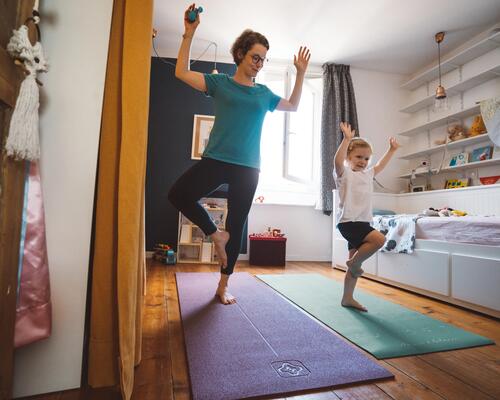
[{"x1": 257, "y1": 273, "x2": 494, "y2": 359}]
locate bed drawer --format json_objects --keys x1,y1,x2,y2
[
  {"x1": 377, "y1": 250, "x2": 449, "y2": 295},
  {"x1": 452, "y1": 254, "x2": 500, "y2": 311}
]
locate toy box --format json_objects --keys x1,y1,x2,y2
[{"x1": 249, "y1": 234, "x2": 286, "y2": 266}]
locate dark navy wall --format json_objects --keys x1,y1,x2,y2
[{"x1": 146, "y1": 57, "x2": 242, "y2": 252}]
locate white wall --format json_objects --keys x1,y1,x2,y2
[
  {"x1": 351, "y1": 68, "x2": 409, "y2": 193},
  {"x1": 244, "y1": 204, "x2": 332, "y2": 261},
  {"x1": 243, "y1": 67, "x2": 406, "y2": 262},
  {"x1": 13, "y1": 1, "x2": 113, "y2": 397}
]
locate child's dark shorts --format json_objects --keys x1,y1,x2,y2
[{"x1": 337, "y1": 221, "x2": 375, "y2": 250}]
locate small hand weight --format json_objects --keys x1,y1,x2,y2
[{"x1": 188, "y1": 6, "x2": 203, "y2": 22}]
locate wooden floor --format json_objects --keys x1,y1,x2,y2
[{"x1": 20, "y1": 260, "x2": 500, "y2": 400}]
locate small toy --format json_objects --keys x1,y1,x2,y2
[
  {"x1": 479, "y1": 175, "x2": 500, "y2": 185},
  {"x1": 450, "y1": 209, "x2": 467, "y2": 217},
  {"x1": 444, "y1": 178, "x2": 469, "y2": 189},
  {"x1": 469, "y1": 115, "x2": 487, "y2": 137},
  {"x1": 187, "y1": 6, "x2": 203, "y2": 23},
  {"x1": 251, "y1": 227, "x2": 285, "y2": 238},
  {"x1": 422, "y1": 208, "x2": 439, "y2": 216},
  {"x1": 423, "y1": 207, "x2": 467, "y2": 217},
  {"x1": 153, "y1": 243, "x2": 176, "y2": 265},
  {"x1": 435, "y1": 124, "x2": 467, "y2": 145}
]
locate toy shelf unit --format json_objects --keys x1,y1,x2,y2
[
  {"x1": 397, "y1": 24, "x2": 500, "y2": 192},
  {"x1": 177, "y1": 197, "x2": 227, "y2": 264}
]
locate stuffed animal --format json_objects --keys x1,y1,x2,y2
[
  {"x1": 423, "y1": 207, "x2": 467, "y2": 217},
  {"x1": 469, "y1": 115, "x2": 487, "y2": 137},
  {"x1": 434, "y1": 124, "x2": 467, "y2": 145},
  {"x1": 447, "y1": 124, "x2": 468, "y2": 141}
]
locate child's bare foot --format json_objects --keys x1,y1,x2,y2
[
  {"x1": 341, "y1": 298, "x2": 367, "y2": 312},
  {"x1": 346, "y1": 258, "x2": 364, "y2": 278},
  {"x1": 211, "y1": 230, "x2": 230, "y2": 268},
  {"x1": 216, "y1": 285, "x2": 236, "y2": 305}
]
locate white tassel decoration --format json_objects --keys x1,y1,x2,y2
[
  {"x1": 6, "y1": 25, "x2": 48, "y2": 161},
  {"x1": 6, "y1": 74, "x2": 40, "y2": 160}
]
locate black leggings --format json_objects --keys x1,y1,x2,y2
[{"x1": 168, "y1": 157, "x2": 259, "y2": 275}]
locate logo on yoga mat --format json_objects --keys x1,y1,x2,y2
[{"x1": 271, "y1": 361, "x2": 310, "y2": 378}]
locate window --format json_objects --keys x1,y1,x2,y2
[{"x1": 256, "y1": 68, "x2": 323, "y2": 205}]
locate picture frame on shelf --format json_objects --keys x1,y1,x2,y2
[
  {"x1": 448, "y1": 152, "x2": 469, "y2": 167},
  {"x1": 191, "y1": 114, "x2": 215, "y2": 160},
  {"x1": 444, "y1": 178, "x2": 469, "y2": 189},
  {"x1": 470, "y1": 145, "x2": 493, "y2": 163}
]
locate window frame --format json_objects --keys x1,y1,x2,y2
[
  {"x1": 283, "y1": 68, "x2": 322, "y2": 186},
  {"x1": 255, "y1": 64, "x2": 323, "y2": 204}
]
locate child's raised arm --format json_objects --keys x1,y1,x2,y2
[
  {"x1": 374, "y1": 137, "x2": 400, "y2": 175},
  {"x1": 334, "y1": 122, "x2": 355, "y2": 176}
]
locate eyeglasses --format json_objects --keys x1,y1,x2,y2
[{"x1": 249, "y1": 54, "x2": 268, "y2": 65}]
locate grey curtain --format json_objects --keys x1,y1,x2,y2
[{"x1": 320, "y1": 63, "x2": 359, "y2": 214}]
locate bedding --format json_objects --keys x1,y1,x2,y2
[
  {"x1": 415, "y1": 216, "x2": 500, "y2": 246},
  {"x1": 372, "y1": 214, "x2": 421, "y2": 253},
  {"x1": 372, "y1": 215, "x2": 500, "y2": 252}
]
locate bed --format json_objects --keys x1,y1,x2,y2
[
  {"x1": 415, "y1": 216, "x2": 500, "y2": 246},
  {"x1": 332, "y1": 188, "x2": 500, "y2": 318}
]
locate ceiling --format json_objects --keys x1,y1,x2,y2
[{"x1": 153, "y1": 0, "x2": 500, "y2": 76}]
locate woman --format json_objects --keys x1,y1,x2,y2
[{"x1": 169, "y1": 3, "x2": 310, "y2": 304}]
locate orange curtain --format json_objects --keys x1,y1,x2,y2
[{"x1": 88, "y1": 0, "x2": 153, "y2": 398}]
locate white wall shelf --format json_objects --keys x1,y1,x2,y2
[
  {"x1": 400, "y1": 65, "x2": 500, "y2": 113},
  {"x1": 377, "y1": 183, "x2": 500, "y2": 196},
  {"x1": 401, "y1": 26, "x2": 500, "y2": 90},
  {"x1": 398, "y1": 158, "x2": 500, "y2": 179},
  {"x1": 397, "y1": 105, "x2": 480, "y2": 137},
  {"x1": 399, "y1": 134, "x2": 491, "y2": 160}
]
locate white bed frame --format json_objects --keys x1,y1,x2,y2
[{"x1": 332, "y1": 185, "x2": 500, "y2": 318}]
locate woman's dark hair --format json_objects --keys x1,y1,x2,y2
[{"x1": 230, "y1": 29, "x2": 269, "y2": 65}]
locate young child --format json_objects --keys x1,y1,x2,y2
[{"x1": 333, "y1": 122, "x2": 400, "y2": 311}]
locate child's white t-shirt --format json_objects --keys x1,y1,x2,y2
[{"x1": 333, "y1": 166, "x2": 374, "y2": 223}]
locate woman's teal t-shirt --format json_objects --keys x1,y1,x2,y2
[{"x1": 202, "y1": 73, "x2": 281, "y2": 169}]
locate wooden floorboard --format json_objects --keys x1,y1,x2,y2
[{"x1": 17, "y1": 260, "x2": 500, "y2": 400}]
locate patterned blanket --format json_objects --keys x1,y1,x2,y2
[{"x1": 372, "y1": 214, "x2": 421, "y2": 254}]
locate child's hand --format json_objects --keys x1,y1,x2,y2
[
  {"x1": 340, "y1": 122, "x2": 355, "y2": 141},
  {"x1": 389, "y1": 137, "x2": 400, "y2": 150}
]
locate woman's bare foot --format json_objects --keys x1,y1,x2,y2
[
  {"x1": 216, "y1": 285, "x2": 236, "y2": 305},
  {"x1": 216, "y1": 274, "x2": 236, "y2": 304},
  {"x1": 346, "y1": 258, "x2": 364, "y2": 278},
  {"x1": 211, "y1": 230, "x2": 230, "y2": 268},
  {"x1": 341, "y1": 297, "x2": 367, "y2": 312}
]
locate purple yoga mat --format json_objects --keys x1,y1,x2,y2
[{"x1": 176, "y1": 272, "x2": 393, "y2": 400}]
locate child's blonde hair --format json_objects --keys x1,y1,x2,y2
[{"x1": 347, "y1": 138, "x2": 372, "y2": 155}]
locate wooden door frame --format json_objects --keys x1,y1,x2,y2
[{"x1": 0, "y1": 1, "x2": 36, "y2": 399}]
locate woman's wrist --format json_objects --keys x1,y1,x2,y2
[{"x1": 182, "y1": 32, "x2": 194, "y2": 39}]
